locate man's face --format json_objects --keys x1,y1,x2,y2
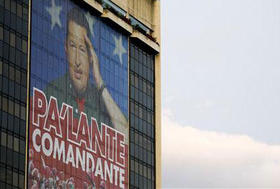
[{"x1": 66, "y1": 20, "x2": 90, "y2": 96}]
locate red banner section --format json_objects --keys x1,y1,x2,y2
[{"x1": 28, "y1": 88, "x2": 128, "y2": 188}]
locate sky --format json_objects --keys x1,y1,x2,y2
[{"x1": 161, "y1": 0, "x2": 280, "y2": 187}]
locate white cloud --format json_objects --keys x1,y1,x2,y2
[{"x1": 162, "y1": 109, "x2": 280, "y2": 188}]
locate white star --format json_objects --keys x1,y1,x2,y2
[
  {"x1": 46, "y1": 0, "x2": 62, "y2": 30},
  {"x1": 113, "y1": 35, "x2": 127, "y2": 65},
  {"x1": 85, "y1": 12, "x2": 96, "y2": 38}
]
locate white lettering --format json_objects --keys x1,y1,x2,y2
[
  {"x1": 42, "y1": 132, "x2": 53, "y2": 157},
  {"x1": 32, "y1": 128, "x2": 41, "y2": 152}
]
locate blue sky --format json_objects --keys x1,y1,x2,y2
[{"x1": 162, "y1": 0, "x2": 280, "y2": 187}]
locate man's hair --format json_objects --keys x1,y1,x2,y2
[{"x1": 66, "y1": 7, "x2": 91, "y2": 39}]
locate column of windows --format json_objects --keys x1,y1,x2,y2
[
  {"x1": 129, "y1": 42, "x2": 155, "y2": 189},
  {"x1": 0, "y1": 0, "x2": 28, "y2": 188}
]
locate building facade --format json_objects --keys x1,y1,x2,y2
[{"x1": 0, "y1": 0, "x2": 161, "y2": 188}]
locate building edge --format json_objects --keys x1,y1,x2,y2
[
  {"x1": 153, "y1": 1, "x2": 161, "y2": 188},
  {"x1": 25, "y1": 0, "x2": 32, "y2": 187}
]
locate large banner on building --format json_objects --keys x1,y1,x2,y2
[{"x1": 28, "y1": 0, "x2": 129, "y2": 188}]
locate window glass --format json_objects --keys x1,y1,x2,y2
[
  {"x1": 9, "y1": 32, "x2": 15, "y2": 47},
  {"x1": 0, "y1": 165, "x2": 5, "y2": 181},
  {"x1": 18, "y1": 174, "x2": 24, "y2": 189},
  {"x1": 10, "y1": 0, "x2": 15, "y2": 13},
  {"x1": 9, "y1": 65, "x2": 14, "y2": 80},
  {"x1": 13, "y1": 152, "x2": 18, "y2": 167},
  {"x1": 6, "y1": 169, "x2": 12, "y2": 184},
  {"x1": 19, "y1": 139, "x2": 25, "y2": 154},
  {"x1": 21, "y1": 71, "x2": 26, "y2": 86},
  {"x1": 9, "y1": 46, "x2": 15, "y2": 63},
  {"x1": 0, "y1": 146, "x2": 7, "y2": 163},
  {"x1": 0, "y1": 25, "x2": 3, "y2": 40},
  {"x1": 134, "y1": 161, "x2": 139, "y2": 173},
  {"x1": 12, "y1": 171, "x2": 18, "y2": 187},
  {"x1": 7, "y1": 134, "x2": 13, "y2": 149},
  {"x1": 2, "y1": 62, "x2": 8, "y2": 77},
  {"x1": 14, "y1": 118, "x2": 20, "y2": 135},
  {"x1": 13, "y1": 137, "x2": 19, "y2": 152},
  {"x1": 0, "y1": 60, "x2": 2, "y2": 75},
  {"x1": 4, "y1": 0, "x2": 10, "y2": 10},
  {"x1": 23, "y1": 6, "x2": 27, "y2": 20},
  {"x1": 20, "y1": 105, "x2": 25, "y2": 120},
  {"x1": 20, "y1": 86, "x2": 26, "y2": 102},
  {"x1": 22, "y1": 39, "x2": 27, "y2": 53},
  {"x1": 19, "y1": 154, "x2": 24, "y2": 171},
  {"x1": 1, "y1": 132, "x2": 7, "y2": 146},
  {"x1": 15, "y1": 69, "x2": 20, "y2": 83},
  {"x1": 16, "y1": 3, "x2": 22, "y2": 17},
  {"x1": 16, "y1": 36, "x2": 21, "y2": 50},
  {"x1": 14, "y1": 102, "x2": 19, "y2": 117},
  {"x1": 130, "y1": 173, "x2": 134, "y2": 185},
  {"x1": 1, "y1": 112, "x2": 8, "y2": 129},
  {"x1": 19, "y1": 120, "x2": 25, "y2": 137},
  {"x1": 4, "y1": 28, "x2": 9, "y2": 43},
  {"x1": 8, "y1": 100, "x2": 14, "y2": 115},
  {"x1": 130, "y1": 160, "x2": 134, "y2": 171}
]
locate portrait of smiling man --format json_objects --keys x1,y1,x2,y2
[{"x1": 44, "y1": 7, "x2": 128, "y2": 138}]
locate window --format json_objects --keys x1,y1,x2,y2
[
  {"x1": 4, "y1": 28, "x2": 9, "y2": 43},
  {"x1": 20, "y1": 105, "x2": 25, "y2": 120},
  {"x1": 14, "y1": 102, "x2": 19, "y2": 117},
  {"x1": 10, "y1": 0, "x2": 15, "y2": 14},
  {"x1": 9, "y1": 66, "x2": 15, "y2": 81},
  {"x1": 9, "y1": 32, "x2": 15, "y2": 47},
  {"x1": 0, "y1": 25, "x2": 3, "y2": 40},
  {"x1": 12, "y1": 171, "x2": 18, "y2": 187},
  {"x1": 21, "y1": 71, "x2": 26, "y2": 86},
  {"x1": 6, "y1": 169, "x2": 12, "y2": 185},
  {"x1": 15, "y1": 69, "x2": 20, "y2": 84},
  {"x1": 23, "y1": 6, "x2": 27, "y2": 21},
  {"x1": 0, "y1": 146, "x2": 7, "y2": 163},
  {"x1": 4, "y1": 0, "x2": 10, "y2": 10},
  {"x1": 7, "y1": 134, "x2": 13, "y2": 149},
  {"x1": 19, "y1": 154, "x2": 24, "y2": 171},
  {"x1": 1, "y1": 97, "x2": 8, "y2": 113},
  {"x1": 18, "y1": 174, "x2": 24, "y2": 189},
  {"x1": 1, "y1": 132, "x2": 7, "y2": 146},
  {"x1": 0, "y1": 165, "x2": 5, "y2": 181},
  {"x1": 8, "y1": 99, "x2": 14, "y2": 115},
  {"x1": 16, "y1": 3, "x2": 22, "y2": 17},
  {"x1": 21, "y1": 39, "x2": 27, "y2": 53},
  {"x1": 16, "y1": 36, "x2": 21, "y2": 50},
  {"x1": 0, "y1": 60, "x2": 2, "y2": 75},
  {"x1": 19, "y1": 139, "x2": 24, "y2": 154},
  {"x1": 13, "y1": 137, "x2": 19, "y2": 152}
]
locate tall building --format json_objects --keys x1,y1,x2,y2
[{"x1": 0, "y1": 0, "x2": 161, "y2": 188}]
